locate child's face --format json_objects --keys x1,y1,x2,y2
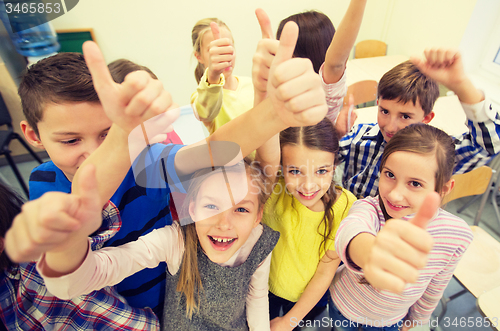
[
  {"x1": 198, "y1": 27, "x2": 235, "y2": 78},
  {"x1": 281, "y1": 144, "x2": 335, "y2": 212},
  {"x1": 22, "y1": 102, "x2": 112, "y2": 182},
  {"x1": 377, "y1": 98, "x2": 434, "y2": 142},
  {"x1": 189, "y1": 171, "x2": 261, "y2": 264},
  {"x1": 378, "y1": 151, "x2": 438, "y2": 219}
]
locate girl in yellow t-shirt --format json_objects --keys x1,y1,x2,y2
[
  {"x1": 190, "y1": 18, "x2": 253, "y2": 134},
  {"x1": 259, "y1": 118, "x2": 356, "y2": 330}
]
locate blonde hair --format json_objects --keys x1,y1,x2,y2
[
  {"x1": 176, "y1": 158, "x2": 270, "y2": 318},
  {"x1": 191, "y1": 17, "x2": 231, "y2": 84}
]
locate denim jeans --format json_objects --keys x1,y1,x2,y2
[{"x1": 328, "y1": 298, "x2": 403, "y2": 331}]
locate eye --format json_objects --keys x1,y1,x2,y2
[
  {"x1": 384, "y1": 170, "x2": 395, "y2": 179},
  {"x1": 236, "y1": 207, "x2": 249, "y2": 213},
  {"x1": 204, "y1": 204, "x2": 218, "y2": 210},
  {"x1": 380, "y1": 108, "x2": 389, "y2": 115},
  {"x1": 317, "y1": 169, "x2": 328, "y2": 175},
  {"x1": 100, "y1": 132, "x2": 109, "y2": 139},
  {"x1": 60, "y1": 139, "x2": 79, "y2": 145},
  {"x1": 402, "y1": 114, "x2": 411, "y2": 120},
  {"x1": 289, "y1": 169, "x2": 300, "y2": 175},
  {"x1": 409, "y1": 181, "x2": 422, "y2": 188}
]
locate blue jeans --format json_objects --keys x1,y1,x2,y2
[{"x1": 328, "y1": 298, "x2": 402, "y2": 331}]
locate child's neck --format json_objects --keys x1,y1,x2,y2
[{"x1": 223, "y1": 75, "x2": 238, "y2": 91}]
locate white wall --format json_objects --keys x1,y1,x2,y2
[{"x1": 50, "y1": 0, "x2": 477, "y2": 107}]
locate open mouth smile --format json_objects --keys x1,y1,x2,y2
[
  {"x1": 298, "y1": 190, "x2": 319, "y2": 200},
  {"x1": 208, "y1": 235, "x2": 237, "y2": 251},
  {"x1": 385, "y1": 199, "x2": 409, "y2": 212}
]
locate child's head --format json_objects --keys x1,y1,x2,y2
[
  {"x1": 19, "y1": 52, "x2": 111, "y2": 182},
  {"x1": 107, "y1": 58, "x2": 158, "y2": 83},
  {"x1": 177, "y1": 158, "x2": 269, "y2": 317},
  {"x1": 377, "y1": 60, "x2": 440, "y2": 142},
  {"x1": 379, "y1": 123, "x2": 455, "y2": 219},
  {"x1": 277, "y1": 11, "x2": 335, "y2": 74},
  {"x1": 0, "y1": 183, "x2": 24, "y2": 270},
  {"x1": 280, "y1": 118, "x2": 345, "y2": 257},
  {"x1": 191, "y1": 18, "x2": 233, "y2": 84}
]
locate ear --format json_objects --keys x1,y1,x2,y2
[
  {"x1": 253, "y1": 209, "x2": 263, "y2": 228},
  {"x1": 188, "y1": 199, "x2": 196, "y2": 223},
  {"x1": 20, "y1": 121, "x2": 45, "y2": 149},
  {"x1": 441, "y1": 178, "x2": 455, "y2": 198},
  {"x1": 194, "y1": 51, "x2": 205, "y2": 65},
  {"x1": 422, "y1": 111, "x2": 435, "y2": 124}
]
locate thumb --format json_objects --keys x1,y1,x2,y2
[
  {"x1": 410, "y1": 191, "x2": 441, "y2": 229},
  {"x1": 255, "y1": 8, "x2": 274, "y2": 39},
  {"x1": 273, "y1": 21, "x2": 298, "y2": 67},
  {"x1": 76, "y1": 164, "x2": 100, "y2": 209},
  {"x1": 83, "y1": 41, "x2": 116, "y2": 97},
  {"x1": 210, "y1": 22, "x2": 220, "y2": 40}
]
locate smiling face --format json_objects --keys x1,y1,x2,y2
[
  {"x1": 378, "y1": 151, "x2": 440, "y2": 219},
  {"x1": 377, "y1": 98, "x2": 434, "y2": 142},
  {"x1": 189, "y1": 170, "x2": 261, "y2": 264},
  {"x1": 281, "y1": 144, "x2": 335, "y2": 212},
  {"x1": 22, "y1": 102, "x2": 112, "y2": 182}
]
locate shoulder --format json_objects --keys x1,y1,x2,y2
[
  {"x1": 427, "y1": 209, "x2": 474, "y2": 247},
  {"x1": 333, "y1": 187, "x2": 357, "y2": 213}
]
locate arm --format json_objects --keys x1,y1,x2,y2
[
  {"x1": 246, "y1": 252, "x2": 272, "y2": 331},
  {"x1": 323, "y1": 0, "x2": 367, "y2": 84},
  {"x1": 343, "y1": 194, "x2": 437, "y2": 293},
  {"x1": 272, "y1": 251, "x2": 340, "y2": 331}
]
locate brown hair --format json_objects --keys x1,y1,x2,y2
[
  {"x1": 0, "y1": 183, "x2": 24, "y2": 270},
  {"x1": 280, "y1": 118, "x2": 347, "y2": 258},
  {"x1": 277, "y1": 11, "x2": 335, "y2": 74},
  {"x1": 176, "y1": 157, "x2": 270, "y2": 318},
  {"x1": 377, "y1": 60, "x2": 439, "y2": 116},
  {"x1": 381, "y1": 123, "x2": 455, "y2": 194},
  {"x1": 108, "y1": 59, "x2": 158, "y2": 83},
  {"x1": 18, "y1": 52, "x2": 100, "y2": 138},
  {"x1": 191, "y1": 18, "x2": 231, "y2": 84}
]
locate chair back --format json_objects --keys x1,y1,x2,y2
[
  {"x1": 442, "y1": 166, "x2": 494, "y2": 205},
  {"x1": 354, "y1": 40, "x2": 387, "y2": 59},
  {"x1": 0, "y1": 93, "x2": 13, "y2": 127},
  {"x1": 343, "y1": 80, "x2": 378, "y2": 108}
]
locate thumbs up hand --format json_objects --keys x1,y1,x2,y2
[
  {"x1": 206, "y1": 22, "x2": 235, "y2": 84},
  {"x1": 83, "y1": 41, "x2": 176, "y2": 134},
  {"x1": 267, "y1": 22, "x2": 327, "y2": 127},
  {"x1": 363, "y1": 192, "x2": 438, "y2": 293}
]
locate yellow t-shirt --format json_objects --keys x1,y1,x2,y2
[
  {"x1": 190, "y1": 69, "x2": 254, "y2": 134},
  {"x1": 262, "y1": 177, "x2": 356, "y2": 302}
]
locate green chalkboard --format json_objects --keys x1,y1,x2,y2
[{"x1": 56, "y1": 29, "x2": 95, "y2": 54}]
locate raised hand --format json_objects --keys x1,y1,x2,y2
[
  {"x1": 268, "y1": 22, "x2": 327, "y2": 127},
  {"x1": 206, "y1": 22, "x2": 235, "y2": 84},
  {"x1": 5, "y1": 164, "x2": 102, "y2": 263},
  {"x1": 83, "y1": 41, "x2": 176, "y2": 134},
  {"x1": 335, "y1": 94, "x2": 358, "y2": 137},
  {"x1": 252, "y1": 8, "x2": 278, "y2": 105},
  {"x1": 363, "y1": 192, "x2": 438, "y2": 293}
]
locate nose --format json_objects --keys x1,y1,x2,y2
[
  {"x1": 215, "y1": 209, "x2": 233, "y2": 231},
  {"x1": 386, "y1": 116, "x2": 399, "y2": 133},
  {"x1": 387, "y1": 183, "x2": 405, "y2": 203},
  {"x1": 81, "y1": 139, "x2": 103, "y2": 159},
  {"x1": 302, "y1": 176, "x2": 317, "y2": 192}
]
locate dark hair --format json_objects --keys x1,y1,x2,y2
[
  {"x1": 280, "y1": 118, "x2": 346, "y2": 257},
  {"x1": 277, "y1": 11, "x2": 335, "y2": 74},
  {"x1": 18, "y1": 53, "x2": 100, "y2": 137},
  {"x1": 378, "y1": 61, "x2": 440, "y2": 116},
  {"x1": 108, "y1": 59, "x2": 158, "y2": 84},
  {"x1": 381, "y1": 123, "x2": 455, "y2": 194},
  {"x1": 0, "y1": 183, "x2": 24, "y2": 270},
  {"x1": 177, "y1": 158, "x2": 270, "y2": 318}
]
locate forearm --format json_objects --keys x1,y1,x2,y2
[
  {"x1": 43, "y1": 238, "x2": 89, "y2": 277},
  {"x1": 282, "y1": 256, "x2": 340, "y2": 327},
  {"x1": 323, "y1": 0, "x2": 367, "y2": 84},
  {"x1": 347, "y1": 232, "x2": 376, "y2": 269},
  {"x1": 72, "y1": 124, "x2": 131, "y2": 206},
  {"x1": 175, "y1": 98, "x2": 286, "y2": 176},
  {"x1": 247, "y1": 253, "x2": 272, "y2": 331},
  {"x1": 448, "y1": 77, "x2": 484, "y2": 105},
  {"x1": 255, "y1": 133, "x2": 280, "y2": 181},
  {"x1": 191, "y1": 71, "x2": 224, "y2": 123}
]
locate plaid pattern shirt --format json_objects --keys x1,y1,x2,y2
[
  {"x1": 0, "y1": 202, "x2": 160, "y2": 330},
  {"x1": 340, "y1": 98, "x2": 500, "y2": 198}
]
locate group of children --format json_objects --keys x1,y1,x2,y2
[{"x1": 1, "y1": 1, "x2": 499, "y2": 330}]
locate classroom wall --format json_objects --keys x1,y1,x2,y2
[{"x1": 49, "y1": 0, "x2": 477, "y2": 108}]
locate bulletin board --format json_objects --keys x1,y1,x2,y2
[{"x1": 56, "y1": 28, "x2": 96, "y2": 53}]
